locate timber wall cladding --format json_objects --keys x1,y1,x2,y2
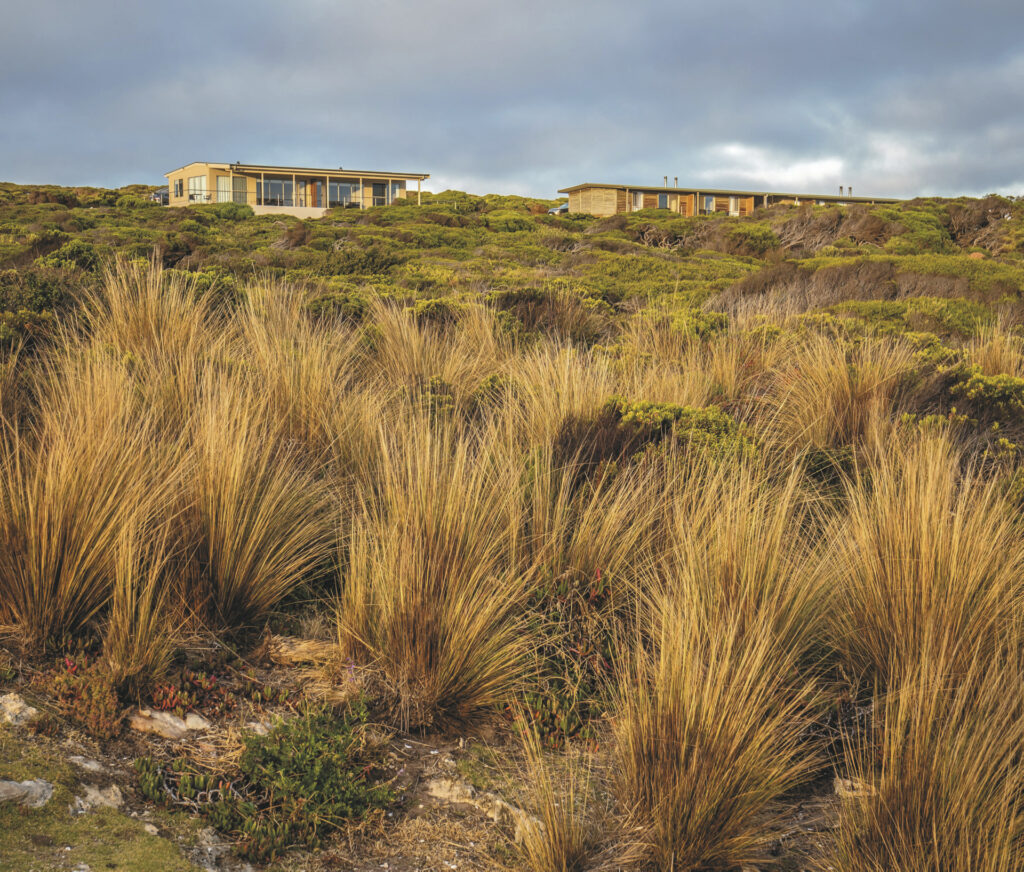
[
  {"x1": 643, "y1": 194, "x2": 658, "y2": 209},
  {"x1": 583, "y1": 187, "x2": 618, "y2": 216},
  {"x1": 739, "y1": 196, "x2": 755, "y2": 216},
  {"x1": 616, "y1": 189, "x2": 628, "y2": 213}
]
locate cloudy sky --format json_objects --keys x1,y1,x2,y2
[{"x1": 1, "y1": 0, "x2": 1022, "y2": 199}]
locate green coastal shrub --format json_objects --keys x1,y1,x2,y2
[
  {"x1": 556, "y1": 397, "x2": 755, "y2": 474},
  {"x1": 35, "y1": 238, "x2": 98, "y2": 271},
  {"x1": 135, "y1": 702, "x2": 392, "y2": 864}
]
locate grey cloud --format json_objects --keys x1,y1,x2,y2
[{"x1": 0, "y1": 0, "x2": 1022, "y2": 197}]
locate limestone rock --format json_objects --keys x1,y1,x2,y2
[
  {"x1": 834, "y1": 776, "x2": 876, "y2": 799},
  {"x1": 184, "y1": 712, "x2": 212, "y2": 731},
  {"x1": 129, "y1": 708, "x2": 189, "y2": 741},
  {"x1": 80, "y1": 784, "x2": 123, "y2": 809},
  {"x1": 426, "y1": 776, "x2": 476, "y2": 804},
  {"x1": 0, "y1": 692, "x2": 38, "y2": 726},
  {"x1": 68, "y1": 756, "x2": 105, "y2": 774},
  {"x1": 142, "y1": 822, "x2": 160, "y2": 836},
  {"x1": 0, "y1": 778, "x2": 53, "y2": 807}
]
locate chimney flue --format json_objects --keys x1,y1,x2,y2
[
  {"x1": 664, "y1": 176, "x2": 668, "y2": 187},
  {"x1": 848, "y1": 186, "x2": 852, "y2": 197},
  {"x1": 840, "y1": 185, "x2": 843, "y2": 196},
  {"x1": 674, "y1": 176, "x2": 678, "y2": 187}
]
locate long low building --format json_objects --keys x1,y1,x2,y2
[
  {"x1": 558, "y1": 182, "x2": 899, "y2": 217},
  {"x1": 165, "y1": 161, "x2": 430, "y2": 218}
]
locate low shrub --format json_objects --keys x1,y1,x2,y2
[{"x1": 135, "y1": 701, "x2": 392, "y2": 863}]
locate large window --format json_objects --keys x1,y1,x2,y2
[
  {"x1": 658, "y1": 193, "x2": 668, "y2": 209},
  {"x1": 173, "y1": 179, "x2": 183, "y2": 198},
  {"x1": 390, "y1": 181, "x2": 403, "y2": 203},
  {"x1": 328, "y1": 181, "x2": 359, "y2": 208},
  {"x1": 257, "y1": 178, "x2": 293, "y2": 207},
  {"x1": 188, "y1": 176, "x2": 207, "y2": 203}
]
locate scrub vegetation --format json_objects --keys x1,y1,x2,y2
[{"x1": 1, "y1": 181, "x2": 1024, "y2": 870}]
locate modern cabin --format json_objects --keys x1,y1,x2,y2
[
  {"x1": 557, "y1": 182, "x2": 899, "y2": 217},
  {"x1": 165, "y1": 162, "x2": 430, "y2": 218}
]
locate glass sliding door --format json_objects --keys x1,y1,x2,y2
[
  {"x1": 328, "y1": 181, "x2": 359, "y2": 208},
  {"x1": 257, "y1": 178, "x2": 293, "y2": 207},
  {"x1": 232, "y1": 177, "x2": 247, "y2": 205}
]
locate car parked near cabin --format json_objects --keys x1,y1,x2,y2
[{"x1": 547, "y1": 201, "x2": 568, "y2": 215}]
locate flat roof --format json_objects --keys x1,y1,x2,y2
[
  {"x1": 165, "y1": 161, "x2": 429, "y2": 181},
  {"x1": 557, "y1": 182, "x2": 899, "y2": 204}
]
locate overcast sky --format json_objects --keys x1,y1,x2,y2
[{"x1": 1, "y1": 0, "x2": 1022, "y2": 199}]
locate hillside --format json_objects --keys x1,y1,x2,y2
[{"x1": 1, "y1": 183, "x2": 1024, "y2": 871}]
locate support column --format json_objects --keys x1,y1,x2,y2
[
  {"x1": 325, "y1": 175, "x2": 329, "y2": 209},
  {"x1": 292, "y1": 172, "x2": 296, "y2": 207},
  {"x1": 417, "y1": 178, "x2": 421, "y2": 206},
  {"x1": 260, "y1": 172, "x2": 265, "y2": 206},
  {"x1": 358, "y1": 177, "x2": 363, "y2": 208}
]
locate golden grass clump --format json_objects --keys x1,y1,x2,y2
[
  {"x1": 103, "y1": 521, "x2": 178, "y2": 697},
  {"x1": 658, "y1": 456, "x2": 827, "y2": 659},
  {"x1": 231, "y1": 281, "x2": 362, "y2": 458},
  {"x1": 765, "y1": 334, "x2": 915, "y2": 453},
  {"x1": 0, "y1": 352, "x2": 170, "y2": 648},
  {"x1": 516, "y1": 723, "x2": 600, "y2": 872},
  {"x1": 183, "y1": 374, "x2": 335, "y2": 629},
  {"x1": 828, "y1": 653, "x2": 1024, "y2": 872},
  {"x1": 336, "y1": 418, "x2": 532, "y2": 730},
  {"x1": 967, "y1": 321, "x2": 1024, "y2": 377},
  {"x1": 83, "y1": 258, "x2": 218, "y2": 423},
  {"x1": 612, "y1": 595, "x2": 818, "y2": 871},
  {"x1": 823, "y1": 432, "x2": 1024, "y2": 689}
]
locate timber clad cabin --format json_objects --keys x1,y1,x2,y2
[
  {"x1": 165, "y1": 162, "x2": 430, "y2": 218},
  {"x1": 558, "y1": 183, "x2": 899, "y2": 217}
]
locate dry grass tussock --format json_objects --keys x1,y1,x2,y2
[
  {"x1": 336, "y1": 416, "x2": 533, "y2": 731},
  {"x1": 613, "y1": 592, "x2": 820, "y2": 871},
  {"x1": 182, "y1": 372, "x2": 335, "y2": 630},
  {"x1": 762, "y1": 334, "x2": 916, "y2": 455},
  {"x1": 0, "y1": 351, "x2": 176, "y2": 648},
  {"x1": 516, "y1": 722, "x2": 603, "y2": 872},
  {"x1": 3, "y1": 260, "x2": 1024, "y2": 866},
  {"x1": 967, "y1": 320, "x2": 1024, "y2": 377},
  {"x1": 823, "y1": 432, "x2": 1024, "y2": 689},
  {"x1": 827, "y1": 652, "x2": 1024, "y2": 872}
]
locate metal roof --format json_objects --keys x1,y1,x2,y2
[
  {"x1": 165, "y1": 161, "x2": 429, "y2": 180},
  {"x1": 557, "y1": 182, "x2": 899, "y2": 204}
]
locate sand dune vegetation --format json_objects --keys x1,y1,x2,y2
[{"x1": 2, "y1": 185, "x2": 1024, "y2": 870}]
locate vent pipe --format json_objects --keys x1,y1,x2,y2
[
  {"x1": 839, "y1": 185, "x2": 843, "y2": 196},
  {"x1": 848, "y1": 186, "x2": 853, "y2": 197},
  {"x1": 674, "y1": 176, "x2": 678, "y2": 187},
  {"x1": 664, "y1": 176, "x2": 668, "y2": 187}
]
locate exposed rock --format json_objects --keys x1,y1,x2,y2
[
  {"x1": 129, "y1": 708, "x2": 189, "y2": 740},
  {"x1": 244, "y1": 720, "x2": 270, "y2": 736},
  {"x1": 426, "y1": 776, "x2": 476, "y2": 805},
  {"x1": 834, "y1": 776, "x2": 876, "y2": 799},
  {"x1": 68, "y1": 756, "x2": 106, "y2": 774},
  {"x1": 425, "y1": 776, "x2": 539, "y2": 844},
  {"x1": 184, "y1": 712, "x2": 212, "y2": 731},
  {"x1": 0, "y1": 778, "x2": 53, "y2": 807},
  {"x1": 0, "y1": 692, "x2": 38, "y2": 726},
  {"x1": 142, "y1": 822, "x2": 160, "y2": 836},
  {"x1": 77, "y1": 784, "x2": 123, "y2": 810}
]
